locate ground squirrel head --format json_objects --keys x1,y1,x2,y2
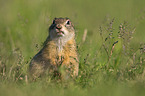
[{"x1": 49, "y1": 17, "x2": 75, "y2": 40}]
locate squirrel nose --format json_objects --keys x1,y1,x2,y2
[{"x1": 56, "y1": 24, "x2": 62, "y2": 29}]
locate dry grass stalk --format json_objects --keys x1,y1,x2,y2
[
  {"x1": 109, "y1": 41, "x2": 118, "y2": 61},
  {"x1": 82, "y1": 29, "x2": 88, "y2": 42},
  {"x1": 25, "y1": 75, "x2": 28, "y2": 84}
]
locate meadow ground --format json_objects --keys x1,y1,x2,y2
[{"x1": 0, "y1": 0, "x2": 145, "y2": 96}]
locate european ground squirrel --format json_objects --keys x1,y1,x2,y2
[{"x1": 29, "y1": 17, "x2": 79, "y2": 80}]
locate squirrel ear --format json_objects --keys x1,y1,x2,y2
[{"x1": 54, "y1": 17, "x2": 57, "y2": 20}]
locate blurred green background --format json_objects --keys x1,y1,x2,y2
[
  {"x1": 0, "y1": 0, "x2": 145, "y2": 96},
  {"x1": 0, "y1": 0, "x2": 145, "y2": 58}
]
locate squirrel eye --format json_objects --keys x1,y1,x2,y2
[
  {"x1": 66, "y1": 20, "x2": 70, "y2": 25},
  {"x1": 53, "y1": 20, "x2": 55, "y2": 24}
]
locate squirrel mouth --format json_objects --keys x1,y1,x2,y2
[
  {"x1": 56, "y1": 31, "x2": 64, "y2": 36},
  {"x1": 55, "y1": 28, "x2": 64, "y2": 36}
]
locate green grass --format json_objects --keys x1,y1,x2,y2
[{"x1": 0, "y1": 0, "x2": 145, "y2": 96}]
